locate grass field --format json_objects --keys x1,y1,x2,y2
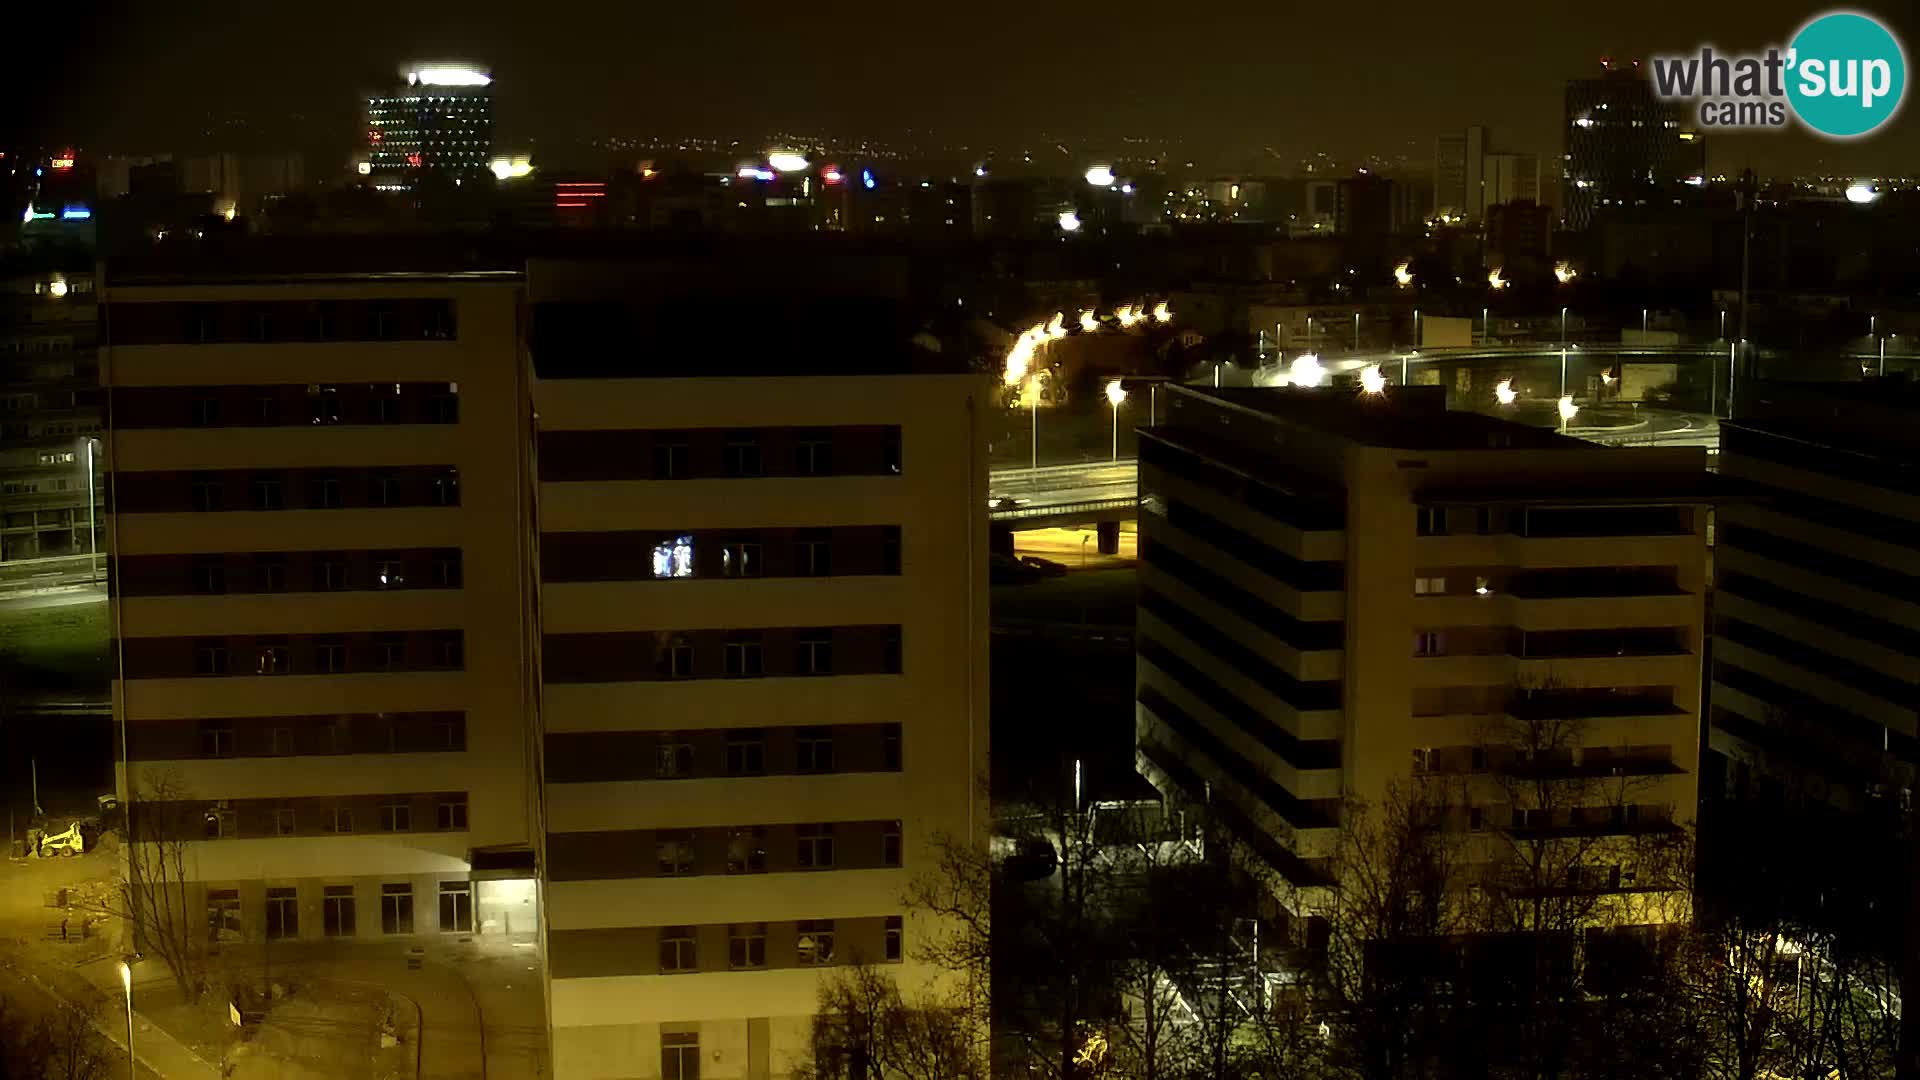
[{"x1": 0, "y1": 597, "x2": 109, "y2": 693}]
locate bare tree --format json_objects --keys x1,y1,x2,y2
[
  {"x1": 37, "y1": 1002, "x2": 110, "y2": 1080},
  {"x1": 801, "y1": 964, "x2": 984, "y2": 1080},
  {"x1": 106, "y1": 770, "x2": 209, "y2": 1003}
]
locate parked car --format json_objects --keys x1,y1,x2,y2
[
  {"x1": 989, "y1": 552, "x2": 1042, "y2": 586},
  {"x1": 1018, "y1": 555, "x2": 1068, "y2": 578}
]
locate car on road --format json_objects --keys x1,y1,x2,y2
[
  {"x1": 987, "y1": 495, "x2": 1030, "y2": 511},
  {"x1": 1018, "y1": 555, "x2": 1068, "y2": 577}
]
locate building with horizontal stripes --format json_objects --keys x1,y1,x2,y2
[
  {"x1": 102, "y1": 267, "x2": 543, "y2": 948},
  {"x1": 1135, "y1": 384, "x2": 1710, "y2": 930},
  {"x1": 1709, "y1": 380, "x2": 1920, "y2": 812}
]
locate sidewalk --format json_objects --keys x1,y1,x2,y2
[{"x1": 7, "y1": 954, "x2": 219, "y2": 1080}]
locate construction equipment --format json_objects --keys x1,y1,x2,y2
[{"x1": 34, "y1": 822, "x2": 85, "y2": 858}]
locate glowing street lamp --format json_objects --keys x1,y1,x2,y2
[
  {"x1": 1359, "y1": 365, "x2": 1387, "y2": 395},
  {"x1": 1106, "y1": 379, "x2": 1128, "y2": 460},
  {"x1": 1057, "y1": 210, "x2": 1082, "y2": 233},
  {"x1": 1290, "y1": 353, "x2": 1325, "y2": 388},
  {"x1": 1115, "y1": 304, "x2": 1141, "y2": 328},
  {"x1": 1845, "y1": 182, "x2": 1879, "y2": 204},
  {"x1": 1084, "y1": 165, "x2": 1117, "y2": 188},
  {"x1": 1558, "y1": 395, "x2": 1580, "y2": 425},
  {"x1": 1045, "y1": 312, "x2": 1066, "y2": 340},
  {"x1": 118, "y1": 960, "x2": 134, "y2": 1080},
  {"x1": 767, "y1": 150, "x2": 810, "y2": 173},
  {"x1": 1078, "y1": 310, "x2": 1098, "y2": 333},
  {"x1": 1553, "y1": 261, "x2": 1578, "y2": 284},
  {"x1": 1393, "y1": 262, "x2": 1414, "y2": 288},
  {"x1": 1495, "y1": 379, "x2": 1517, "y2": 406},
  {"x1": 1488, "y1": 268, "x2": 1508, "y2": 291},
  {"x1": 1152, "y1": 301, "x2": 1171, "y2": 324}
]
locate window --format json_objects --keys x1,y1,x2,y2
[
  {"x1": 203, "y1": 807, "x2": 234, "y2": 840},
  {"x1": 256, "y1": 395, "x2": 281, "y2": 425},
  {"x1": 191, "y1": 557, "x2": 226, "y2": 595},
  {"x1": 797, "y1": 631, "x2": 834, "y2": 675},
  {"x1": 207, "y1": 890, "x2": 242, "y2": 941},
  {"x1": 275, "y1": 807, "x2": 297, "y2": 836},
  {"x1": 883, "y1": 821, "x2": 902, "y2": 867},
  {"x1": 369, "y1": 308, "x2": 395, "y2": 341},
  {"x1": 885, "y1": 915, "x2": 903, "y2": 962},
  {"x1": 373, "y1": 633, "x2": 407, "y2": 671},
  {"x1": 1416, "y1": 507, "x2": 1448, "y2": 536},
  {"x1": 797, "y1": 919, "x2": 836, "y2": 965},
  {"x1": 438, "y1": 881, "x2": 472, "y2": 933},
  {"x1": 1413, "y1": 576, "x2": 1447, "y2": 595},
  {"x1": 434, "y1": 714, "x2": 465, "y2": 751},
  {"x1": 729, "y1": 922, "x2": 768, "y2": 968},
  {"x1": 651, "y1": 534, "x2": 695, "y2": 579},
  {"x1": 653, "y1": 438, "x2": 689, "y2": 480},
  {"x1": 198, "y1": 718, "x2": 234, "y2": 757},
  {"x1": 431, "y1": 469, "x2": 460, "y2": 507},
  {"x1": 191, "y1": 396, "x2": 222, "y2": 427},
  {"x1": 370, "y1": 472, "x2": 402, "y2": 507},
  {"x1": 797, "y1": 823, "x2": 835, "y2": 869},
  {"x1": 315, "y1": 558, "x2": 349, "y2": 591},
  {"x1": 882, "y1": 724, "x2": 902, "y2": 771},
  {"x1": 723, "y1": 434, "x2": 762, "y2": 477},
  {"x1": 255, "y1": 556, "x2": 287, "y2": 592},
  {"x1": 1469, "y1": 807, "x2": 1486, "y2": 832},
  {"x1": 256, "y1": 638, "x2": 291, "y2": 675},
  {"x1": 797, "y1": 727, "x2": 835, "y2": 772},
  {"x1": 726, "y1": 730, "x2": 765, "y2": 776},
  {"x1": 881, "y1": 527, "x2": 901, "y2": 574},
  {"x1": 265, "y1": 888, "x2": 298, "y2": 940},
  {"x1": 1412, "y1": 747, "x2": 1435, "y2": 773},
  {"x1": 381, "y1": 801, "x2": 412, "y2": 832},
  {"x1": 657, "y1": 831, "x2": 696, "y2": 876},
  {"x1": 657, "y1": 738, "x2": 694, "y2": 778},
  {"x1": 323, "y1": 886, "x2": 355, "y2": 937},
  {"x1": 331, "y1": 806, "x2": 353, "y2": 834},
  {"x1": 252, "y1": 473, "x2": 283, "y2": 510},
  {"x1": 722, "y1": 539, "x2": 762, "y2": 578},
  {"x1": 191, "y1": 478, "x2": 224, "y2": 512},
  {"x1": 796, "y1": 531, "x2": 832, "y2": 577},
  {"x1": 724, "y1": 637, "x2": 763, "y2": 677},
  {"x1": 660, "y1": 926, "x2": 697, "y2": 972},
  {"x1": 194, "y1": 640, "x2": 229, "y2": 676},
  {"x1": 656, "y1": 634, "x2": 693, "y2": 679},
  {"x1": 306, "y1": 307, "x2": 339, "y2": 341},
  {"x1": 727, "y1": 827, "x2": 767, "y2": 874},
  {"x1": 1413, "y1": 631, "x2": 1446, "y2": 657},
  {"x1": 316, "y1": 637, "x2": 346, "y2": 673},
  {"x1": 796, "y1": 432, "x2": 833, "y2": 476},
  {"x1": 1515, "y1": 807, "x2": 1546, "y2": 830},
  {"x1": 270, "y1": 726, "x2": 295, "y2": 755},
  {"x1": 381, "y1": 883, "x2": 414, "y2": 934},
  {"x1": 432, "y1": 631, "x2": 463, "y2": 669},
  {"x1": 432, "y1": 551, "x2": 462, "y2": 588},
  {"x1": 882, "y1": 427, "x2": 902, "y2": 474},
  {"x1": 368, "y1": 389, "x2": 401, "y2": 424},
  {"x1": 1475, "y1": 507, "x2": 1497, "y2": 534},
  {"x1": 427, "y1": 391, "x2": 459, "y2": 424},
  {"x1": 436, "y1": 798, "x2": 467, "y2": 831},
  {"x1": 662, "y1": 1032, "x2": 700, "y2": 1080},
  {"x1": 307, "y1": 385, "x2": 342, "y2": 425},
  {"x1": 884, "y1": 633, "x2": 902, "y2": 675},
  {"x1": 309, "y1": 473, "x2": 342, "y2": 509}
]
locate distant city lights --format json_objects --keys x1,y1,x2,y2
[
  {"x1": 490, "y1": 157, "x2": 533, "y2": 180},
  {"x1": 822, "y1": 167, "x2": 844, "y2": 184},
  {"x1": 410, "y1": 66, "x2": 491, "y2": 86},
  {"x1": 862, "y1": 169, "x2": 876, "y2": 190},
  {"x1": 1084, "y1": 165, "x2": 1116, "y2": 188},
  {"x1": 1057, "y1": 210, "x2": 1082, "y2": 232},
  {"x1": 1845, "y1": 182, "x2": 1880, "y2": 204},
  {"x1": 62, "y1": 206, "x2": 91, "y2": 220},
  {"x1": 50, "y1": 152, "x2": 75, "y2": 170},
  {"x1": 767, "y1": 151, "x2": 809, "y2": 173},
  {"x1": 736, "y1": 166, "x2": 776, "y2": 182}
]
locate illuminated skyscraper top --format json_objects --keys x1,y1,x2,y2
[{"x1": 365, "y1": 65, "x2": 495, "y2": 189}]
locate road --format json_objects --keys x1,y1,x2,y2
[
  {"x1": 0, "y1": 585, "x2": 106, "y2": 611},
  {"x1": 0, "y1": 555, "x2": 102, "y2": 596},
  {"x1": 989, "y1": 461, "x2": 1137, "y2": 514}
]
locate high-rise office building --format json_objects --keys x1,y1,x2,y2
[
  {"x1": 365, "y1": 66, "x2": 496, "y2": 190},
  {"x1": 1708, "y1": 380, "x2": 1919, "y2": 811},
  {"x1": 1135, "y1": 385, "x2": 1709, "y2": 927},
  {"x1": 527, "y1": 257, "x2": 989, "y2": 1078},
  {"x1": 1482, "y1": 152, "x2": 1542, "y2": 210},
  {"x1": 103, "y1": 265, "x2": 541, "y2": 948},
  {"x1": 1, "y1": 259, "x2": 102, "y2": 563},
  {"x1": 1562, "y1": 66, "x2": 1698, "y2": 230},
  {"x1": 1434, "y1": 126, "x2": 1485, "y2": 222}
]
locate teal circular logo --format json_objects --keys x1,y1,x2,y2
[{"x1": 1787, "y1": 12, "x2": 1907, "y2": 138}]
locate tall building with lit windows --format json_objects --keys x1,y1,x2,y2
[
  {"x1": 1135, "y1": 385, "x2": 1710, "y2": 930},
  {"x1": 527, "y1": 256, "x2": 989, "y2": 1080},
  {"x1": 102, "y1": 255, "x2": 541, "y2": 962},
  {"x1": 365, "y1": 65, "x2": 496, "y2": 190},
  {"x1": 1562, "y1": 64, "x2": 1697, "y2": 230}
]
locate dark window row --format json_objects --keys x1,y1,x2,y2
[
  {"x1": 120, "y1": 630, "x2": 464, "y2": 679},
  {"x1": 1715, "y1": 614, "x2": 1916, "y2": 708},
  {"x1": 546, "y1": 723, "x2": 901, "y2": 783},
  {"x1": 1138, "y1": 685, "x2": 1339, "y2": 830},
  {"x1": 1718, "y1": 570, "x2": 1920, "y2": 656},
  {"x1": 1730, "y1": 478, "x2": 1920, "y2": 563},
  {"x1": 1711, "y1": 659, "x2": 1918, "y2": 765},
  {"x1": 1504, "y1": 685, "x2": 1682, "y2": 721},
  {"x1": 1160, "y1": 499, "x2": 1344, "y2": 593},
  {"x1": 542, "y1": 527, "x2": 899, "y2": 583},
  {"x1": 132, "y1": 791, "x2": 467, "y2": 841},
  {"x1": 1140, "y1": 538, "x2": 1344, "y2": 651},
  {"x1": 1504, "y1": 566, "x2": 1684, "y2": 599},
  {"x1": 1136, "y1": 739, "x2": 1332, "y2": 889},
  {"x1": 1413, "y1": 504, "x2": 1691, "y2": 539},
  {"x1": 546, "y1": 819, "x2": 901, "y2": 881},
  {"x1": 211, "y1": 880, "x2": 468, "y2": 939},
  {"x1": 542, "y1": 624, "x2": 901, "y2": 683},
  {"x1": 1139, "y1": 588, "x2": 1344, "y2": 712},
  {"x1": 1139, "y1": 433, "x2": 1347, "y2": 531},
  {"x1": 115, "y1": 549, "x2": 461, "y2": 597},
  {"x1": 1138, "y1": 636, "x2": 1342, "y2": 771},
  {"x1": 1723, "y1": 424, "x2": 1920, "y2": 498},
  {"x1": 1719, "y1": 522, "x2": 1920, "y2": 603},
  {"x1": 111, "y1": 466, "x2": 460, "y2": 513},
  {"x1": 548, "y1": 915, "x2": 902, "y2": 980},
  {"x1": 125, "y1": 712, "x2": 465, "y2": 761},
  {"x1": 540, "y1": 426, "x2": 902, "y2": 482},
  {"x1": 108, "y1": 300, "x2": 456, "y2": 345},
  {"x1": 1512, "y1": 626, "x2": 1689, "y2": 659},
  {"x1": 111, "y1": 383, "x2": 460, "y2": 429}
]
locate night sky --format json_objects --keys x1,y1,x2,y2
[{"x1": 12, "y1": 0, "x2": 1918, "y2": 176}]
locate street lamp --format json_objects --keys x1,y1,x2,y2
[
  {"x1": 1482, "y1": 306, "x2": 1489, "y2": 346},
  {"x1": 83, "y1": 437, "x2": 99, "y2": 585},
  {"x1": 118, "y1": 960, "x2": 134, "y2": 1080},
  {"x1": 1561, "y1": 306, "x2": 1569, "y2": 349},
  {"x1": 1106, "y1": 379, "x2": 1127, "y2": 461},
  {"x1": 1027, "y1": 374, "x2": 1042, "y2": 472},
  {"x1": 1353, "y1": 312, "x2": 1361, "y2": 352}
]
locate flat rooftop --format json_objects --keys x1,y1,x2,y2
[{"x1": 1190, "y1": 384, "x2": 1578, "y2": 451}]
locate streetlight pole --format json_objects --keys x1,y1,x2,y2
[
  {"x1": 1029, "y1": 379, "x2": 1039, "y2": 472},
  {"x1": 118, "y1": 960, "x2": 134, "y2": 1080},
  {"x1": 84, "y1": 438, "x2": 98, "y2": 585},
  {"x1": 1561, "y1": 306, "x2": 1569, "y2": 350},
  {"x1": 1642, "y1": 308, "x2": 1649, "y2": 335},
  {"x1": 1106, "y1": 380, "x2": 1127, "y2": 462},
  {"x1": 1306, "y1": 316, "x2": 1313, "y2": 353},
  {"x1": 1482, "y1": 306, "x2": 1489, "y2": 346},
  {"x1": 1353, "y1": 311, "x2": 1360, "y2": 352}
]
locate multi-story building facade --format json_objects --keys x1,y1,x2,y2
[
  {"x1": 527, "y1": 258, "x2": 990, "y2": 1079},
  {"x1": 366, "y1": 65, "x2": 496, "y2": 190},
  {"x1": 1709, "y1": 380, "x2": 1920, "y2": 811},
  {"x1": 1, "y1": 259, "x2": 103, "y2": 564},
  {"x1": 1134, "y1": 385, "x2": 1709, "y2": 928},
  {"x1": 1562, "y1": 66, "x2": 1699, "y2": 230},
  {"x1": 103, "y1": 265, "x2": 542, "y2": 947}
]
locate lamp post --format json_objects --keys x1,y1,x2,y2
[
  {"x1": 1353, "y1": 312, "x2": 1360, "y2": 352},
  {"x1": 1642, "y1": 308, "x2": 1649, "y2": 336},
  {"x1": 118, "y1": 960, "x2": 134, "y2": 1080},
  {"x1": 1482, "y1": 306, "x2": 1489, "y2": 346},
  {"x1": 1305, "y1": 316, "x2": 1314, "y2": 353},
  {"x1": 84, "y1": 437, "x2": 98, "y2": 585},
  {"x1": 1561, "y1": 306, "x2": 1569, "y2": 349},
  {"x1": 1027, "y1": 375, "x2": 1040, "y2": 472},
  {"x1": 1106, "y1": 380, "x2": 1127, "y2": 462}
]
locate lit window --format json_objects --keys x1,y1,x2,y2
[{"x1": 651, "y1": 534, "x2": 695, "y2": 579}]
